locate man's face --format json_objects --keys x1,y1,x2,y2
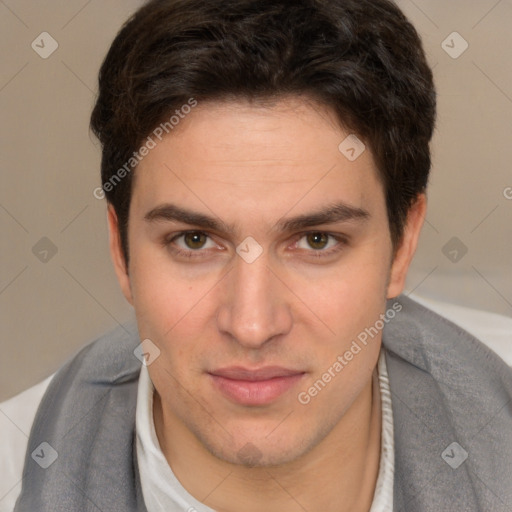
[{"x1": 111, "y1": 97, "x2": 409, "y2": 467}]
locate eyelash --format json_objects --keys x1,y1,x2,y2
[{"x1": 162, "y1": 231, "x2": 348, "y2": 260}]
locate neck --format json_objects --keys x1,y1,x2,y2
[{"x1": 153, "y1": 368, "x2": 382, "y2": 512}]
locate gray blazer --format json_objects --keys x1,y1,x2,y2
[{"x1": 13, "y1": 296, "x2": 512, "y2": 511}]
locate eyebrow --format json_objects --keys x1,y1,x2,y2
[{"x1": 144, "y1": 202, "x2": 370, "y2": 234}]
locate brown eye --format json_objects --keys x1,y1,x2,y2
[
  {"x1": 306, "y1": 232, "x2": 329, "y2": 250},
  {"x1": 164, "y1": 231, "x2": 222, "y2": 260},
  {"x1": 183, "y1": 232, "x2": 208, "y2": 249}
]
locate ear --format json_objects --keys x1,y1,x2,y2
[
  {"x1": 386, "y1": 193, "x2": 427, "y2": 299},
  {"x1": 107, "y1": 204, "x2": 134, "y2": 305}
]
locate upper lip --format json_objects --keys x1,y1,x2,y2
[{"x1": 209, "y1": 366, "x2": 304, "y2": 381}]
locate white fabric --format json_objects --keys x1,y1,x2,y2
[
  {"x1": 136, "y1": 348, "x2": 394, "y2": 512},
  {"x1": 371, "y1": 348, "x2": 395, "y2": 512},
  {"x1": 1, "y1": 296, "x2": 510, "y2": 511},
  {"x1": 135, "y1": 359, "x2": 217, "y2": 512},
  {"x1": 0, "y1": 374, "x2": 54, "y2": 511}
]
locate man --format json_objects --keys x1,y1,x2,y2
[{"x1": 4, "y1": 0, "x2": 512, "y2": 511}]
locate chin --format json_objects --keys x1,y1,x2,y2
[{"x1": 197, "y1": 426, "x2": 314, "y2": 469}]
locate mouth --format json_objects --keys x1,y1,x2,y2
[{"x1": 208, "y1": 366, "x2": 306, "y2": 406}]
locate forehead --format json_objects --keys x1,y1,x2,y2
[{"x1": 131, "y1": 97, "x2": 384, "y2": 223}]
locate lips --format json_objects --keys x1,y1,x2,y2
[
  {"x1": 209, "y1": 366, "x2": 303, "y2": 381},
  {"x1": 208, "y1": 366, "x2": 306, "y2": 405}
]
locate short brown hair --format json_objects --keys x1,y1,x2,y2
[{"x1": 90, "y1": 0, "x2": 436, "y2": 265}]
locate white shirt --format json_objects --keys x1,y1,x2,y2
[{"x1": 135, "y1": 348, "x2": 395, "y2": 512}]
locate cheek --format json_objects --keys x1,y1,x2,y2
[
  {"x1": 128, "y1": 242, "x2": 189, "y2": 339},
  {"x1": 291, "y1": 241, "x2": 390, "y2": 329},
  {"x1": 131, "y1": 270, "x2": 208, "y2": 340},
  {"x1": 128, "y1": 245, "x2": 225, "y2": 378},
  {"x1": 293, "y1": 259, "x2": 387, "y2": 413}
]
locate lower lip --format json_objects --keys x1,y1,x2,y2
[{"x1": 209, "y1": 373, "x2": 305, "y2": 406}]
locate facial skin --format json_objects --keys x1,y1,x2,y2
[{"x1": 108, "y1": 97, "x2": 426, "y2": 512}]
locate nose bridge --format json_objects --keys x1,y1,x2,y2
[{"x1": 217, "y1": 251, "x2": 291, "y2": 347}]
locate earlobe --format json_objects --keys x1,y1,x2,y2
[
  {"x1": 386, "y1": 194, "x2": 427, "y2": 299},
  {"x1": 107, "y1": 204, "x2": 134, "y2": 305}
]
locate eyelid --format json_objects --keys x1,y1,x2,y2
[
  {"x1": 290, "y1": 231, "x2": 349, "y2": 257},
  {"x1": 171, "y1": 231, "x2": 218, "y2": 249},
  {"x1": 163, "y1": 230, "x2": 222, "y2": 259},
  {"x1": 293, "y1": 232, "x2": 342, "y2": 250}
]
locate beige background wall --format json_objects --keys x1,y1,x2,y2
[{"x1": 1, "y1": 0, "x2": 511, "y2": 402}]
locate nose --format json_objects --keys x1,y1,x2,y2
[{"x1": 216, "y1": 251, "x2": 293, "y2": 349}]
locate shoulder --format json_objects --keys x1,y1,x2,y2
[
  {"x1": 383, "y1": 295, "x2": 512, "y2": 509},
  {"x1": 383, "y1": 294, "x2": 512, "y2": 377},
  {"x1": 0, "y1": 320, "x2": 140, "y2": 512},
  {"x1": 382, "y1": 293, "x2": 512, "y2": 424},
  {"x1": 408, "y1": 292, "x2": 512, "y2": 367}
]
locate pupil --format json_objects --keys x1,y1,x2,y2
[{"x1": 308, "y1": 233, "x2": 327, "y2": 250}]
